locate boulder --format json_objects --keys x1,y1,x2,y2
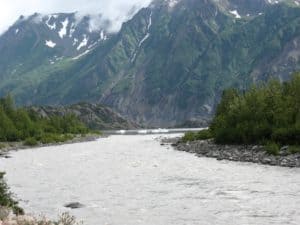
[{"x1": 64, "y1": 202, "x2": 85, "y2": 209}]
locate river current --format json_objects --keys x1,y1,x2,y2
[{"x1": 0, "y1": 134, "x2": 299, "y2": 225}]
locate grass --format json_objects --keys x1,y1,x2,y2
[{"x1": 182, "y1": 129, "x2": 213, "y2": 143}]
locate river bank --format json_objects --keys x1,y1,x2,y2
[
  {"x1": 0, "y1": 208, "x2": 80, "y2": 225},
  {"x1": 164, "y1": 138, "x2": 300, "y2": 168},
  {"x1": 0, "y1": 134, "x2": 102, "y2": 158},
  {"x1": 1, "y1": 134, "x2": 299, "y2": 225}
]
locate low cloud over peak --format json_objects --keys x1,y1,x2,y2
[{"x1": 0, "y1": 0, "x2": 152, "y2": 34}]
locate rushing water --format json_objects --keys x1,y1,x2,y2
[{"x1": 0, "y1": 134, "x2": 300, "y2": 225}]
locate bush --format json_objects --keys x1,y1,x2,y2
[
  {"x1": 210, "y1": 72, "x2": 300, "y2": 145},
  {"x1": 0, "y1": 95, "x2": 90, "y2": 143},
  {"x1": 0, "y1": 143, "x2": 6, "y2": 149},
  {"x1": 289, "y1": 145, "x2": 300, "y2": 154},
  {"x1": 182, "y1": 129, "x2": 213, "y2": 142},
  {"x1": 182, "y1": 132, "x2": 197, "y2": 142},
  {"x1": 264, "y1": 142, "x2": 280, "y2": 156},
  {"x1": 0, "y1": 172, "x2": 24, "y2": 215},
  {"x1": 40, "y1": 134, "x2": 74, "y2": 144},
  {"x1": 195, "y1": 129, "x2": 213, "y2": 140},
  {"x1": 24, "y1": 137, "x2": 38, "y2": 146}
]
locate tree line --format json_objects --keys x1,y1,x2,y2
[
  {"x1": 183, "y1": 72, "x2": 300, "y2": 154},
  {"x1": 0, "y1": 95, "x2": 89, "y2": 145}
]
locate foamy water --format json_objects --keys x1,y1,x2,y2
[{"x1": 0, "y1": 134, "x2": 299, "y2": 225}]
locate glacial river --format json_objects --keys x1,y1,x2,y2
[{"x1": 0, "y1": 134, "x2": 300, "y2": 225}]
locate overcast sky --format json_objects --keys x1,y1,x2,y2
[{"x1": 0, "y1": 0, "x2": 152, "y2": 33}]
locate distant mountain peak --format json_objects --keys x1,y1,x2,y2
[
  {"x1": 0, "y1": 0, "x2": 299, "y2": 127},
  {"x1": 6, "y1": 12, "x2": 111, "y2": 60}
]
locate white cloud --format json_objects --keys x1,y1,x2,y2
[{"x1": 0, "y1": 0, "x2": 152, "y2": 34}]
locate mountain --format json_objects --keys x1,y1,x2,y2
[
  {"x1": 0, "y1": 12, "x2": 111, "y2": 102},
  {"x1": 0, "y1": 0, "x2": 300, "y2": 127},
  {"x1": 29, "y1": 102, "x2": 139, "y2": 130}
]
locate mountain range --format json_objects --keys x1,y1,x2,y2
[{"x1": 0, "y1": 0, "x2": 299, "y2": 127}]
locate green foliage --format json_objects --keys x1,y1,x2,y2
[
  {"x1": 264, "y1": 142, "x2": 280, "y2": 156},
  {"x1": 211, "y1": 72, "x2": 300, "y2": 146},
  {"x1": 0, "y1": 172, "x2": 24, "y2": 215},
  {"x1": 0, "y1": 1, "x2": 299, "y2": 122},
  {"x1": 0, "y1": 95, "x2": 89, "y2": 144},
  {"x1": 182, "y1": 132, "x2": 197, "y2": 142},
  {"x1": 24, "y1": 137, "x2": 38, "y2": 146},
  {"x1": 39, "y1": 133, "x2": 74, "y2": 144},
  {"x1": 289, "y1": 146, "x2": 300, "y2": 154},
  {"x1": 182, "y1": 129, "x2": 213, "y2": 142}
]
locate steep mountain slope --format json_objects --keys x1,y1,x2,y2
[
  {"x1": 29, "y1": 102, "x2": 139, "y2": 130},
  {"x1": 0, "y1": 0, "x2": 300, "y2": 127},
  {"x1": 0, "y1": 12, "x2": 110, "y2": 102}
]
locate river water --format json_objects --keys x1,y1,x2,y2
[{"x1": 0, "y1": 134, "x2": 299, "y2": 225}]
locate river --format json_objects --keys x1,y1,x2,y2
[{"x1": 0, "y1": 134, "x2": 299, "y2": 225}]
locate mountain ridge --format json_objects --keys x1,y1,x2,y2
[{"x1": 0, "y1": 0, "x2": 300, "y2": 126}]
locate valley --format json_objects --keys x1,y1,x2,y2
[{"x1": 0, "y1": 0, "x2": 299, "y2": 126}]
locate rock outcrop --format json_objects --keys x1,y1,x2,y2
[{"x1": 29, "y1": 102, "x2": 140, "y2": 130}]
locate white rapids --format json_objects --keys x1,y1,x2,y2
[{"x1": 0, "y1": 134, "x2": 299, "y2": 225}]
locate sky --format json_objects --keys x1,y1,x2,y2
[{"x1": 0, "y1": 0, "x2": 152, "y2": 33}]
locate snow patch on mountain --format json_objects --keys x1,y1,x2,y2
[
  {"x1": 168, "y1": 0, "x2": 181, "y2": 8},
  {"x1": 46, "y1": 16, "x2": 56, "y2": 30},
  {"x1": 77, "y1": 35, "x2": 88, "y2": 50},
  {"x1": 58, "y1": 18, "x2": 69, "y2": 38},
  {"x1": 69, "y1": 23, "x2": 76, "y2": 38},
  {"x1": 100, "y1": 30, "x2": 107, "y2": 41},
  {"x1": 267, "y1": 0, "x2": 279, "y2": 4},
  {"x1": 138, "y1": 11, "x2": 152, "y2": 47},
  {"x1": 131, "y1": 11, "x2": 152, "y2": 62},
  {"x1": 229, "y1": 10, "x2": 241, "y2": 19},
  {"x1": 73, "y1": 38, "x2": 79, "y2": 46},
  {"x1": 72, "y1": 49, "x2": 93, "y2": 60},
  {"x1": 45, "y1": 40, "x2": 56, "y2": 48}
]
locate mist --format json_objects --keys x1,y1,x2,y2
[{"x1": 0, "y1": 0, "x2": 152, "y2": 33}]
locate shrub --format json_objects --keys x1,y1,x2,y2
[
  {"x1": 0, "y1": 95, "x2": 91, "y2": 144},
  {"x1": 182, "y1": 129, "x2": 213, "y2": 142},
  {"x1": 289, "y1": 145, "x2": 300, "y2": 154},
  {"x1": 264, "y1": 142, "x2": 280, "y2": 156},
  {"x1": 210, "y1": 72, "x2": 300, "y2": 145},
  {"x1": 195, "y1": 129, "x2": 213, "y2": 140},
  {"x1": 40, "y1": 134, "x2": 74, "y2": 144},
  {"x1": 0, "y1": 172, "x2": 24, "y2": 215},
  {"x1": 0, "y1": 212, "x2": 81, "y2": 225},
  {"x1": 24, "y1": 137, "x2": 38, "y2": 146},
  {"x1": 182, "y1": 132, "x2": 197, "y2": 142}
]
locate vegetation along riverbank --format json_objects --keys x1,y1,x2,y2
[
  {"x1": 0, "y1": 95, "x2": 89, "y2": 224},
  {"x1": 172, "y1": 72, "x2": 300, "y2": 167},
  {"x1": 0, "y1": 95, "x2": 102, "y2": 157}
]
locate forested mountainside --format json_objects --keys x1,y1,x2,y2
[{"x1": 0, "y1": 0, "x2": 299, "y2": 127}]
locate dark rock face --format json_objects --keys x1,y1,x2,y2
[
  {"x1": 64, "y1": 202, "x2": 85, "y2": 209},
  {"x1": 173, "y1": 139, "x2": 300, "y2": 167},
  {"x1": 28, "y1": 102, "x2": 140, "y2": 130}
]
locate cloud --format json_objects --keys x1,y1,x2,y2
[{"x1": 0, "y1": 0, "x2": 152, "y2": 34}]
